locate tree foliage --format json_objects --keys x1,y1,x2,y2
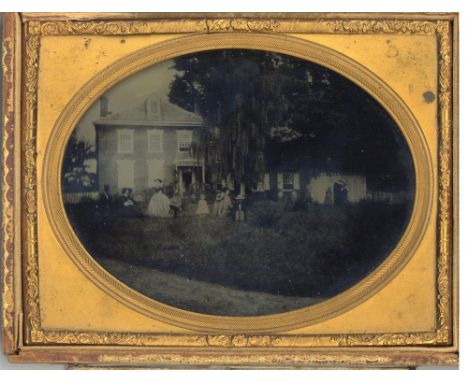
[
  {"x1": 169, "y1": 50, "x2": 413, "y2": 191},
  {"x1": 62, "y1": 133, "x2": 97, "y2": 192}
]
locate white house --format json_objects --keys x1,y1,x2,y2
[
  {"x1": 93, "y1": 94, "x2": 206, "y2": 198},
  {"x1": 308, "y1": 173, "x2": 367, "y2": 204}
]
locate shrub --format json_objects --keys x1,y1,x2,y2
[{"x1": 248, "y1": 200, "x2": 285, "y2": 228}]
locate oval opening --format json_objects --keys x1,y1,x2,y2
[{"x1": 60, "y1": 48, "x2": 415, "y2": 317}]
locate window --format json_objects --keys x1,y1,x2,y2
[
  {"x1": 147, "y1": 159, "x2": 165, "y2": 187},
  {"x1": 116, "y1": 159, "x2": 134, "y2": 189},
  {"x1": 263, "y1": 173, "x2": 270, "y2": 190},
  {"x1": 177, "y1": 130, "x2": 192, "y2": 152},
  {"x1": 253, "y1": 174, "x2": 270, "y2": 192},
  {"x1": 147, "y1": 130, "x2": 163, "y2": 153},
  {"x1": 117, "y1": 129, "x2": 134, "y2": 154},
  {"x1": 281, "y1": 172, "x2": 300, "y2": 191},
  {"x1": 283, "y1": 173, "x2": 294, "y2": 191}
]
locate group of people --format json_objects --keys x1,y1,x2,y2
[
  {"x1": 212, "y1": 187, "x2": 232, "y2": 217},
  {"x1": 114, "y1": 179, "x2": 236, "y2": 219}
]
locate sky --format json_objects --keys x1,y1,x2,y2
[{"x1": 74, "y1": 59, "x2": 177, "y2": 145}]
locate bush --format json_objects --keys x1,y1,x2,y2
[{"x1": 248, "y1": 200, "x2": 285, "y2": 228}]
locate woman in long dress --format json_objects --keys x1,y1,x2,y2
[{"x1": 147, "y1": 180, "x2": 171, "y2": 217}]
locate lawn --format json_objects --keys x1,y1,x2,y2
[{"x1": 66, "y1": 199, "x2": 411, "y2": 315}]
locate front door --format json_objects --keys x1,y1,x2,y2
[
  {"x1": 178, "y1": 166, "x2": 206, "y2": 195},
  {"x1": 333, "y1": 181, "x2": 348, "y2": 205},
  {"x1": 182, "y1": 168, "x2": 193, "y2": 190},
  {"x1": 178, "y1": 166, "x2": 200, "y2": 194}
]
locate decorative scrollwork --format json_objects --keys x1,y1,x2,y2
[
  {"x1": 329, "y1": 20, "x2": 438, "y2": 34},
  {"x1": 97, "y1": 353, "x2": 394, "y2": 366},
  {"x1": 435, "y1": 20, "x2": 453, "y2": 345},
  {"x1": 39, "y1": 20, "x2": 207, "y2": 35},
  {"x1": 37, "y1": 19, "x2": 281, "y2": 35},
  {"x1": 23, "y1": 28, "x2": 41, "y2": 342},
  {"x1": 33, "y1": 18, "x2": 442, "y2": 37},
  {"x1": 205, "y1": 19, "x2": 280, "y2": 32},
  {"x1": 26, "y1": 330, "x2": 441, "y2": 348}
]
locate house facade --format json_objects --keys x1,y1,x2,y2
[
  {"x1": 307, "y1": 173, "x2": 367, "y2": 204},
  {"x1": 94, "y1": 94, "x2": 206, "y2": 199},
  {"x1": 93, "y1": 94, "x2": 368, "y2": 205}
]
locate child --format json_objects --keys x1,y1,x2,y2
[
  {"x1": 235, "y1": 202, "x2": 245, "y2": 222},
  {"x1": 196, "y1": 193, "x2": 210, "y2": 216},
  {"x1": 221, "y1": 188, "x2": 233, "y2": 216},
  {"x1": 213, "y1": 187, "x2": 224, "y2": 217}
]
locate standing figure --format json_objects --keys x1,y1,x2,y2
[
  {"x1": 99, "y1": 184, "x2": 112, "y2": 208},
  {"x1": 147, "y1": 179, "x2": 171, "y2": 217},
  {"x1": 213, "y1": 187, "x2": 225, "y2": 217},
  {"x1": 170, "y1": 188, "x2": 183, "y2": 218},
  {"x1": 334, "y1": 180, "x2": 349, "y2": 205},
  {"x1": 324, "y1": 187, "x2": 333, "y2": 205},
  {"x1": 196, "y1": 193, "x2": 210, "y2": 216},
  {"x1": 98, "y1": 184, "x2": 113, "y2": 228},
  {"x1": 235, "y1": 203, "x2": 245, "y2": 222},
  {"x1": 220, "y1": 188, "x2": 233, "y2": 217}
]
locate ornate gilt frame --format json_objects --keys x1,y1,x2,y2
[{"x1": 1, "y1": 12, "x2": 458, "y2": 368}]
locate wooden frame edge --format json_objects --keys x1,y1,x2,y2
[
  {"x1": 19, "y1": 12, "x2": 459, "y2": 22},
  {"x1": 7, "y1": 348, "x2": 459, "y2": 368},
  {"x1": 1, "y1": 12, "x2": 459, "y2": 368},
  {"x1": 1, "y1": 11, "x2": 21, "y2": 356},
  {"x1": 451, "y1": 12, "x2": 459, "y2": 354}
]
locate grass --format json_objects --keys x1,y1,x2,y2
[{"x1": 66, "y1": 199, "x2": 411, "y2": 303}]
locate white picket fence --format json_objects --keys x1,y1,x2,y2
[
  {"x1": 366, "y1": 191, "x2": 407, "y2": 204},
  {"x1": 62, "y1": 191, "x2": 99, "y2": 205}
]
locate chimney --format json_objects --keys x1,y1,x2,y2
[
  {"x1": 158, "y1": 97, "x2": 163, "y2": 120},
  {"x1": 100, "y1": 96, "x2": 110, "y2": 117}
]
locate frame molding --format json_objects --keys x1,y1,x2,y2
[
  {"x1": 1, "y1": 13, "x2": 457, "y2": 367},
  {"x1": 41, "y1": 32, "x2": 433, "y2": 334}
]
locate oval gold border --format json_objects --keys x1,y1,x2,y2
[{"x1": 42, "y1": 33, "x2": 433, "y2": 333}]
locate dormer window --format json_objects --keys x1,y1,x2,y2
[{"x1": 145, "y1": 96, "x2": 162, "y2": 120}]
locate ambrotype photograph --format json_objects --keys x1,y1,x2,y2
[{"x1": 61, "y1": 49, "x2": 415, "y2": 316}]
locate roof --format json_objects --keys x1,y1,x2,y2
[{"x1": 94, "y1": 94, "x2": 204, "y2": 127}]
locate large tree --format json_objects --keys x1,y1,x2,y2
[{"x1": 169, "y1": 50, "x2": 413, "y2": 192}]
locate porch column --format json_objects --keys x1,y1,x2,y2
[
  {"x1": 191, "y1": 169, "x2": 196, "y2": 184},
  {"x1": 178, "y1": 167, "x2": 184, "y2": 193},
  {"x1": 240, "y1": 182, "x2": 246, "y2": 198}
]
